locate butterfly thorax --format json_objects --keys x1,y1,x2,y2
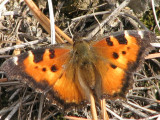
[
  {"x1": 73, "y1": 41, "x2": 92, "y2": 62},
  {"x1": 73, "y1": 40, "x2": 97, "y2": 89}
]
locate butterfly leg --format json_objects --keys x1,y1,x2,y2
[{"x1": 100, "y1": 99, "x2": 109, "y2": 120}]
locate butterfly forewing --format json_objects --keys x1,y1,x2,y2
[
  {"x1": 0, "y1": 45, "x2": 86, "y2": 108},
  {"x1": 92, "y1": 30, "x2": 155, "y2": 98}
]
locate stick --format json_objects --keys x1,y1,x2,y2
[
  {"x1": 86, "y1": 0, "x2": 130, "y2": 40},
  {"x1": 100, "y1": 99, "x2": 109, "y2": 120},
  {"x1": 24, "y1": 0, "x2": 73, "y2": 44},
  {"x1": 90, "y1": 93, "x2": 98, "y2": 120}
]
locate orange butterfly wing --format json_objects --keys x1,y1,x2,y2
[
  {"x1": 0, "y1": 44, "x2": 86, "y2": 109},
  {"x1": 92, "y1": 30, "x2": 154, "y2": 98}
]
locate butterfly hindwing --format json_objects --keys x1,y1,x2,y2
[{"x1": 93, "y1": 30, "x2": 155, "y2": 98}]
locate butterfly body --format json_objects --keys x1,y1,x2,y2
[
  {"x1": 72, "y1": 40, "x2": 97, "y2": 89},
  {"x1": 0, "y1": 30, "x2": 155, "y2": 109}
]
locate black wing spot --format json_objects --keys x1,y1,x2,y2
[
  {"x1": 113, "y1": 52, "x2": 119, "y2": 59},
  {"x1": 51, "y1": 65, "x2": 57, "y2": 72},
  {"x1": 115, "y1": 34, "x2": 128, "y2": 44},
  {"x1": 122, "y1": 51, "x2": 126, "y2": 55},
  {"x1": 32, "y1": 49, "x2": 45, "y2": 63},
  {"x1": 106, "y1": 37, "x2": 113, "y2": 46},
  {"x1": 42, "y1": 67, "x2": 46, "y2": 72},
  {"x1": 49, "y1": 49, "x2": 55, "y2": 59},
  {"x1": 110, "y1": 64, "x2": 117, "y2": 69}
]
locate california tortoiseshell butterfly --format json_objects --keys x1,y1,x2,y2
[{"x1": 0, "y1": 30, "x2": 155, "y2": 110}]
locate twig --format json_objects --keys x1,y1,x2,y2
[
  {"x1": 0, "y1": 81, "x2": 20, "y2": 86},
  {"x1": 4, "y1": 95, "x2": 31, "y2": 120},
  {"x1": 156, "y1": 36, "x2": 160, "y2": 39},
  {"x1": 127, "y1": 101, "x2": 158, "y2": 114},
  {"x1": 0, "y1": 78, "x2": 7, "y2": 82},
  {"x1": 151, "y1": 0, "x2": 160, "y2": 31},
  {"x1": 1, "y1": 10, "x2": 19, "y2": 16},
  {"x1": 150, "y1": 43, "x2": 160, "y2": 48},
  {"x1": 134, "y1": 75, "x2": 160, "y2": 82},
  {"x1": 133, "y1": 87, "x2": 150, "y2": 90},
  {"x1": 64, "y1": 116, "x2": 91, "y2": 120},
  {"x1": 145, "y1": 114, "x2": 160, "y2": 120},
  {"x1": 55, "y1": 32, "x2": 65, "y2": 43},
  {"x1": 121, "y1": 102, "x2": 148, "y2": 118},
  {"x1": 106, "y1": 107, "x2": 123, "y2": 120},
  {"x1": 128, "y1": 95, "x2": 160, "y2": 103},
  {"x1": 150, "y1": 59, "x2": 160, "y2": 68},
  {"x1": 38, "y1": 94, "x2": 45, "y2": 120},
  {"x1": 100, "y1": 99, "x2": 109, "y2": 120},
  {"x1": 72, "y1": 11, "x2": 111, "y2": 22},
  {"x1": 0, "y1": 106, "x2": 14, "y2": 115},
  {"x1": 55, "y1": 25, "x2": 73, "y2": 44},
  {"x1": 28, "y1": 93, "x2": 38, "y2": 120},
  {"x1": 90, "y1": 93, "x2": 98, "y2": 120},
  {"x1": 0, "y1": 0, "x2": 9, "y2": 11},
  {"x1": 24, "y1": 0, "x2": 50, "y2": 34},
  {"x1": 48, "y1": 0, "x2": 55, "y2": 44},
  {"x1": 9, "y1": 88, "x2": 21, "y2": 101},
  {"x1": 119, "y1": 12, "x2": 148, "y2": 30},
  {"x1": 92, "y1": 9, "x2": 101, "y2": 32},
  {"x1": 86, "y1": 0, "x2": 130, "y2": 40},
  {"x1": 145, "y1": 53, "x2": 160, "y2": 59},
  {"x1": 0, "y1": 38, "x2": 47, "y2": 54},
  {"x1": 24, "y1": 0, "x2": 73, "y2": 44},
  {"x1": 67, "y1": 22, "x2": 73, "y2": 39},
  {"x1": 43, "y1": 109, "x2": 58, "y2": 120}
]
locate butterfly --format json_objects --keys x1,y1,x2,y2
[{"x1": 0, "y1": 30, "x2": 155, "y2": 110}]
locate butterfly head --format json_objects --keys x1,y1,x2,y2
[{"x1": 73, "y1": 40, "x2": 91, "y2": 62}]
